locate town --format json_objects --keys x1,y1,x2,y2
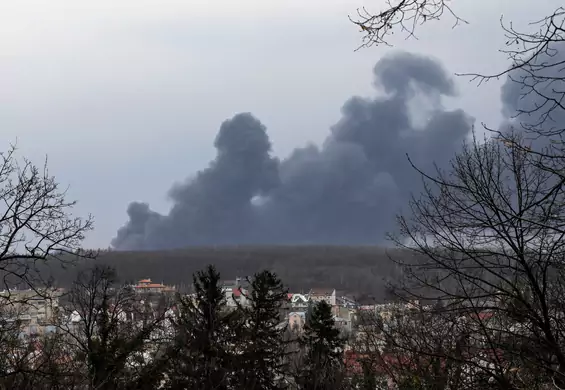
[
  {"x1": 0, "y1": 276, "x2": 399, "y2": 341},
  {"x1": 0, "y1": 268, "x2": 508, "y2": 389}
]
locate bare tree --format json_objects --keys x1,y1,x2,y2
[
  {"x1": 0, "y1": 144, "x2": 94, "y2": 388},
  {"x1": 386, "y1": 131, "x2": 565, "y2": 389},
  {"x1": 350, "y1": 0, "x2": 467, "y2": 49},
  {"x1": 57, "y1": 266, "x2": 171, "y2": 390},
  {"x1": 350, "y1": 301, "x2": 538, "y2": 389},
  {"x1": 350, "y1": 1, "x2": 565, "y2": 139},
  {"x1": 0, "y1": 143, "x2": 94, "y2": 290}
]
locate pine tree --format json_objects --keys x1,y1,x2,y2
[
  {"x1": 298, "y1": 300, "x2": 345, "y2": 390},
  {"x1": 233, "y1": 270, "x2": 289, "y2": 389},
  {"x1": 166, "y1": 265, "x2": 236, "y2": 390}
]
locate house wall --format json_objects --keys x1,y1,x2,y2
[
  {"x1": 289, "y1": 312, "x2": 305, "y2": 332},
  {"x1": 224, "y1": 287, "x2": 248, "y2": 307},
  {"x1": 310, "y1": 290, "x2": 336, "y2": 306},
  {"x1": 0, "y1": 289, "x2": 62, "y2": 336}
]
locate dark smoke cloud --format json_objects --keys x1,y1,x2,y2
[
  {"x1": 500, "y1": 42, "x2": 565, "y2": 143},
  {"x1": 112, "y1": 51, "x2": 474, "y2": 250}
]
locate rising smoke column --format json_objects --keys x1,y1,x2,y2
[
  {"x1": 111, "y1": 51, "x2": 474, "y2": 250},
  {"x1": 112, "y1": 113, "x2": 279, "y2": 249}
]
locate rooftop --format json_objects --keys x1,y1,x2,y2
[
  {"x1": 309, "y1": 288, "x2": 335, "y2": 296},
  {"x1": 133, "y1": 279, "x2": 175, "y2": 291}
]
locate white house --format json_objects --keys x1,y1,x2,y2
[
  {"x1": 289, "y1": 293, "x2": 309, "y2": 309},
  {"x1": 222, "y1": 277, "x2": 249, "y2": 307}
]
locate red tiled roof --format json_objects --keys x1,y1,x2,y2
[
  {"x1": 232, "y1": 287, "x2": 246, "y2": 297},
  {"x1": 139, "y1": 279, "x2": 151, "y2": 283}
]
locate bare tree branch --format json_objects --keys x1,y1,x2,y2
[
  {"x1": 349, "y1": 0, "x2": 467, "y2": 50},
  {"x1": 0, "y1": 144, "x2": 94, "y2": 292},
  {"x1": 386, "y1": 130, "x2": 565, "y2": 388}
]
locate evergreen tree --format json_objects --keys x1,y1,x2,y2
[
  {"x1": 298, "y1": 300, "x2": 345, "y2": 390},
  {"x1": 359, "y1": 359, "x2": 378, "y2": 390},
  {"x1": 233, "y1": 270, "x2": 289, "y2": 389},
  {"x1": 166, "y1": 265, "x2": 236, "y2": 390}
]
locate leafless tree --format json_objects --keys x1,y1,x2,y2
[
  {"x1": 350, "y1": 301, "x2": 546, "y2": 389},
  {"x1": 0, "y1": 143, "x2": 94, "y2": 291},
  {"x1": 56, "y1": 266, "x2": 172, "y2": 390},
  {"x1": 385, "y1": 130, "x2": 565, "y2": 389},
  {"x1": 350, "y1": 1, "x2": 565, "y2": 139},
  {"x1": 350, "y1": 0, "x2": 467, "y2": 48},
  {"x1": 0, "y1": 297, "x2": 83, "y2": 389},
  {"x1": 0, "y1": 143, "x2": 94, "y2": 388}
]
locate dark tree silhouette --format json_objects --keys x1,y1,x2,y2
[
  {"x1": 298, "y1": 300, "x2": 346, "y2": 390},
  {"x1": 0, "y1": 144, "x2": 93, "y2": 389},
  {"x1": 233, "y1": 270, "x2": 290, "y2": 389},
  {"x1": 58, "y1": 266, "x2": 170, "y2": 390},
  {"x1": 166, "y1": 265, "x2": 237, "y2": 390},
  {"x1": 0, "y1": 144, "x2": 94, "y2": 290}
]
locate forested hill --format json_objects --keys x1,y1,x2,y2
[{"x1": 42, "y1": 246, "x2": 407, "y2": 301}]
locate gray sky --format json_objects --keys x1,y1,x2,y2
[{"x1": 0, "y1": 0, "x2": 559, "y2": 248}]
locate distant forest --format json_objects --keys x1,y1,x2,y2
[{"x1": 38, "y1": 246, "x2": 409, "y2": 302}]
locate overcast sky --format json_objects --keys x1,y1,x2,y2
[{"x1": 0, "y1": 0, "x2": 559, "y2": 248}]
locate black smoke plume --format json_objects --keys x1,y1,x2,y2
[
  {"x1": 111, "y1": 51, "x2": 474, "y2": 250},
  {"x1": 499, "y1": 42, "x2": 565, "y2": 143}
]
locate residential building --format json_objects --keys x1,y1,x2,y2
[
  {"x1": 333, "y1": 315, "x2": 352, "y2": 334},
  {"x1": 0, "y1": 288, "x2": 63, "y2": 336},
  {"x1": 309, "y1": 288, "x2": 336, "y2": 306},
  {"x1": 288, "y1": 311, "x2": 306, "y2": 332},
  {"x1": 337, "y1": 295, "x2": 357, "y2": 308},
  {"x1": 133, "y1": 279, "x2": 176, "y2": 294},
  {"x1": 289, "y1": 293, "x2": 309, "y2": 309},
  {"x1": 222, "y1": 277, "x2": 249, "y2": 307},
  {"x1": 333, "y1": 305, "x2": 356, "y2": 332}
]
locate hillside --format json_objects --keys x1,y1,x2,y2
[{"x1": 41, "y1": 246, "x2": 408, "y2": 301}]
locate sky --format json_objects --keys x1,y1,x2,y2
[{"x1": 0, "y1": 0, "x2": 560, "y2": 249}]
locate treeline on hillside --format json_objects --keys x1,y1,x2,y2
[{"x1": 33, "y1": 246, "x2": 408, "y2": 301}]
